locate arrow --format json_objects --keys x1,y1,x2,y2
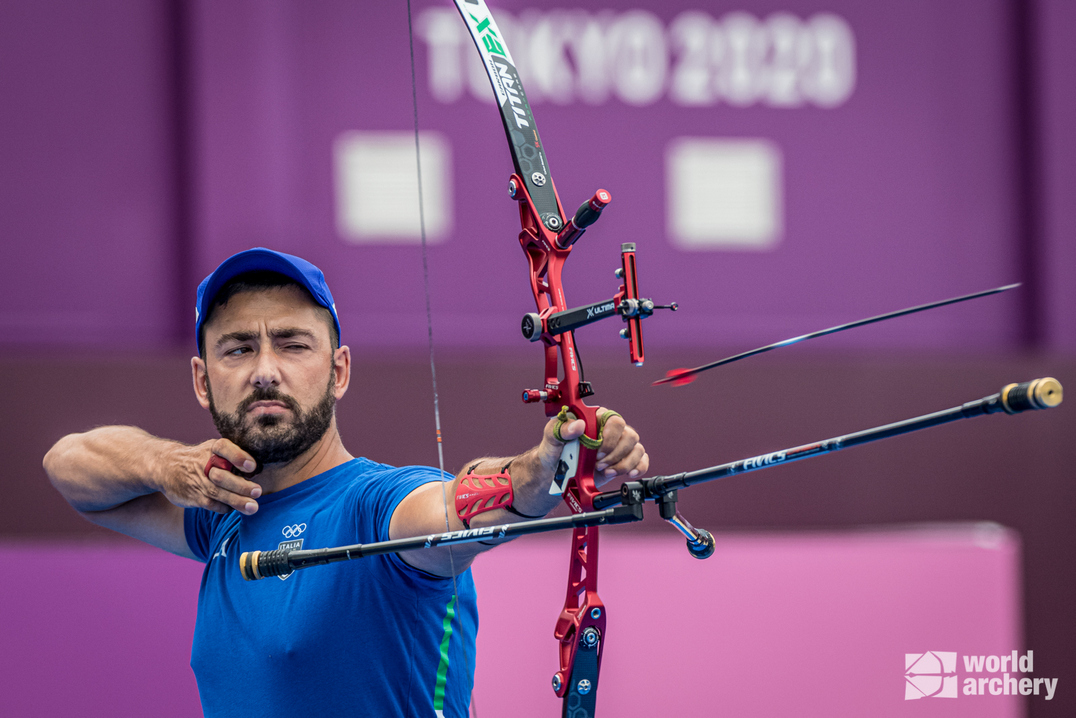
[{"x1": 656, "y1": 283, "x2": 1020, "y2": 387}]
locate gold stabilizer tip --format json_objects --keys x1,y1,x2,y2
[{"x1": 1031, "y1": 377, "x2": 1063, "y2": 409}]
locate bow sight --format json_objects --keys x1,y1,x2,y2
[
  {"x1": 520, "y1": 210, "x2": 678, "y2": 380},
  {"x1": 519, "y1": 235, "x2": 679, "y2": 375}
]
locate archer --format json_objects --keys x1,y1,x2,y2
[{"x1": 43, "y1": 247, "x2": 648, "y2": 718}]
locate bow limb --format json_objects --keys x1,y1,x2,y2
[{"x1": 450, "y1": 1, "x2": 610, "y2": 713}]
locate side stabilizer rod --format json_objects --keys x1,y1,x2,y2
[{"x1": 239, "y1": 502, "x2": 644, "y2": 581}]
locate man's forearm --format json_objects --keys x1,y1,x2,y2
[
  {"x1": 390, "y1": 409, "x2": 645, "y2": 575},
  {"x1": 43, "y1": 426, "x2": 177, "y2": 512},
  {"x1": 456, "y1": 409, "x2": 645, "y2": 531},
  {"x1": 458, "y1": 449, "x2": 562, "y2": 525}
]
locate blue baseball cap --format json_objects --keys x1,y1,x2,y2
[{"x1": 195, "y1": 248, "x2": 341, "y2": 353}]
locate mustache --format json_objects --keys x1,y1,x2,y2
[{"x1": 237, "y1": 386, "x2": 302, "y2": 415}]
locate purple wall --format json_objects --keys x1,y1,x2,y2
[
  {"x1": 189, "y1": 0, "x2": 1026, "y2": 352},
  {"x1": 0, "y1": 0, "x2": 181, "y2": 346},
  {"x1": 1036, "y1": 0, "x2": 1076, "y2": 351},
  {"x1": 1, "y1": 0, "x2": 1072, "y2": 353}
]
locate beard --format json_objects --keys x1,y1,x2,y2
[{"x1": 207, "y1": 376, "x2": 336, "y2": 470}]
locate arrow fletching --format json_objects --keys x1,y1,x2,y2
[
  {"x1": 663, "y1": 368, "x2": 697, "y2": 387},
  {"x1": 654, "y1": 283, "x2": 1021, "y2": 387}
]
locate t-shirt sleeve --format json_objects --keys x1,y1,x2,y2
[
  {"x1": 348, "y1": 462, "x2": 462, "y2": 590},
  {"x1": 184, "y1": 507, "x2": 229, "y2": 563},
  {"x1": 356, "y1": 465, "x2": 451, "y2": 544}
]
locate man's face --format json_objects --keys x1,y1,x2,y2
[{"x1": 195, "y1": 286, "x2": 344, "y2": 468}]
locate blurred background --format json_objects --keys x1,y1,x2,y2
[{"x1": 1, "y1": 0, "x2": 1072, "y2": 715}]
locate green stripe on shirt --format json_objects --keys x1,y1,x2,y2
[{"x1": 433, "y1": 594, "x2": 458, "y2": 713}]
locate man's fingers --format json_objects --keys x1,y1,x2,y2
[
  {"x1": 594, "y1": 421, "x2": 636, "y2": 468},
  {"x1": 204, "y1": 499, "x2": 235, "y2": 515},
  {"x1": 592, "y1": 408, "x2": 626, "y2": 450},
  {"x1": 541, "y1": 407, "x2": 646, "y2": 480},
  {"x1": 208, "y1": 466, "x2": 262, "y2": 500},
  {"x1": 555, "y1": 418, "x2": 586, "y2": 442},
  {"x1": 211, "y1": 438, "x2": 257, "y2": 474},
  {"x1": 599, "y1": 444, "x2": 649, "y2": 479},
  {"x1": 203, "y1": 477, "x2": 259, "y2": 515},
  {"x1": 596, "y1": 444, "x2": 648, "y2": 478}
]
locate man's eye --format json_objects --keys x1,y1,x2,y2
[{"x1": 226, "y1": 346, "x2": 251, "y2": 356}]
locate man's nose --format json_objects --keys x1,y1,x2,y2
[{"x1": 251, "y1": 347, "x2": 281, "y2": 388}]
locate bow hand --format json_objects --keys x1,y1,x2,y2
[{"x1": 539, "y1": 408, "x2": 648, "y2": 487}]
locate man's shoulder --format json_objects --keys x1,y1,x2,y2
[
  {"x1": 336, "y1": 460, "x2": 448, "y2": 513},
  {"x1": 341, "y1": 458, "x2": 446, "y2": 485}
]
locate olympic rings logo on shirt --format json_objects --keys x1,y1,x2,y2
[{"x1": 281, "y1": 523, "x2": 307, "y2": 539}]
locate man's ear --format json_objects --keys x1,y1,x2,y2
[
  {"x1": 333, "y1": 345, "x2": 351, "y2": 400},
  {"x1": 192, "y1": 356, "x2": 211, "y2": 410}
]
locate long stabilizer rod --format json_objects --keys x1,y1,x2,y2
[
  {"x1": 656, "y1": 283, "x2": 1020, "y2": 386},
  {"x1": 596, "y1": 377, "x2": 1061, "y2": 508}
]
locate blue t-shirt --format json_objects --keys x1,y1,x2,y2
[{"x1": 184, "y1": 458, "x2": 477, "y2": 718}]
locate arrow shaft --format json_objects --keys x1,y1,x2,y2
[{"x1": 657, "y1": 283, "x2": 1020, "y2": 385}]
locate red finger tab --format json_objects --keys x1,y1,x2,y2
[{"x1": 204, "y1": 455, "x2": 235, "y2": 478}]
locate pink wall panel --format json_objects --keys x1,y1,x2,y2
[
  {"x1": 2, "y1": 525, "x2": 1025, "y2": 717},
  {"x1": 472, "y1": 527, "x2": 1025, "y2": 717},
  {"x1": 0, "y1": 542, "x2": 204, "y2": 718}
]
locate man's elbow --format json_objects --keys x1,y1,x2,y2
[
  {"x1": 43, "y1": 433, "x2": 89, "y2": 508},
  {"x1": 42, "y1": 434, "x2": 73, "y2": 485}
]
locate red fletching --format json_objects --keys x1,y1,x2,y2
[{"x1": 655, "y1": 368, "x2": 696, "y2": 387}]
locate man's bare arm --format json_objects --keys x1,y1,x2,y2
[
  {"x1": 44, "y1": 426, "x2": 262, "y2": 558},
  {"x1": 390, "y1": 408, "x2": 648, "y2": 577}
]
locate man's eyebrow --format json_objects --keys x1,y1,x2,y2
[
  {"x1": 215, "y1": 330, "x2": 258, "y2": 348},
  {"x1": 268, "y1": 327, "x2": 317, "y2": 341},
  {"x1": 214, "y1": 327, "x2": 319, "y2": 349}
]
